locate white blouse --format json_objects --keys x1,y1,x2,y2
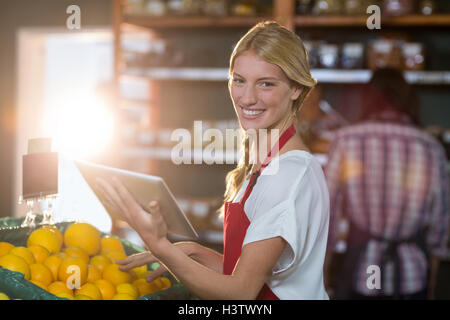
[{"x1": 233, "y1": 150, "x2": 330, "y2": 300}]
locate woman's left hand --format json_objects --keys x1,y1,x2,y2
[{"x1": 95, "y1": 177, "x2": 168, "y2": 254}]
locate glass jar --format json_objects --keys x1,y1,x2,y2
[
  {"x1": 144, "y1": 0, "x2": 167, "y2": 16},
  {"x1": 167, "y1": 0, "x2": 203, "y2": 16},
  {"x1": 304, "y1": 40, "x2": 322, "y2": 69},
  {"x1": 344, "y1": 0, "x2": 373, "y2": 15},
  {"x1": 367, "y1": 39, "x2": 403, "y2": 70},
  {"x1": 312, "y1": 0, "x2": 343, "y2": 15},
  {"x1": 202, "y1": 0, "x2": 228, "y2": 16},
  {"x1": 341, "y1": 43, "x2": 364, "y2": 69},
  {"x1": 401, "y1": 43, "x2": 425, "y2": 71},
  {"x1": 230, "y1": 0, "x2": 257, "y2": 17},
  {"x1": 420, "y1": 0, "x2": 436, "y2": 15},
  {"x1": 318, "y1": 44, "x2": 340, "y2": 69},
  {"x1": 383, "y1": 0, "x2": 415, "y2": 16},
  {"x1": 296, "y1": 0, "x2": 315, "y2": 15}
]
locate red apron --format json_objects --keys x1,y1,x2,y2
[{"x1": 222, "y1": 124, "x2": 297, "y2": 300}]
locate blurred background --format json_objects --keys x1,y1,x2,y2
[{"x1": 0, "y1": 0, "x2": 450, "y2": 298}]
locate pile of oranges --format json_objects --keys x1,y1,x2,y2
[{"x1": 0, "y1": 222, "x2": 171, "y2": 300}]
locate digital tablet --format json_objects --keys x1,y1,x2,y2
[{"x1": 75, "y1": 160, "x2": 198, "y2": 239}]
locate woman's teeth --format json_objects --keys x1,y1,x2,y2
[{"x1": 242, "y1": 108, "x2": 264, "y2": 116}]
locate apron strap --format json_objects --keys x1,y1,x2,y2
[{"x1": 239, "y1": 124, "x2": 297, "y2": 206}]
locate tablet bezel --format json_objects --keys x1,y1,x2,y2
[{"x1": 75, "y1": 160, "x2": 199, "y2": 239}]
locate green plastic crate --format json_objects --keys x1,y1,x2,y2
[{"x1": 0, "y1": 216, "x2": 195, "y2": 300}]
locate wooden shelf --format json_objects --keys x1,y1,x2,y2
[
  {"x1": 123, "y1": 14, "x2": 271, "y2": 29},
  {"x1": 295, "y1": 14, "x2": 450, "y2": 27},
  {"x1": 121, "y1": 13, "x2": 450, "y2": 29},
  {"x1": 121, "y1": 67, "x2": 450, "y2": 85}
]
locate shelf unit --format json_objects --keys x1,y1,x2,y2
[
  {"x1": 112, "y1": 0, "x2": 450, "y2": 245},
  {"x1": 121, "y1": 13, "x2": 450, "y2": 29},
  {"x1": 122, "y1": 67, "x2": 450, "y2": 84},
  {"x1": 294, "y1": 14, "x2": 450, "y2": 27}
]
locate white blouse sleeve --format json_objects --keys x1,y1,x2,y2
[{"x1": 242, "y1": 156, "x2": 329, "y2": 276}]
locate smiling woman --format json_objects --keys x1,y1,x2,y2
[{"x1": 96, "y1": 21, "x2": 330, "y2": 300}]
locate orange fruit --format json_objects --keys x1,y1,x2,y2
[
  {"x1": 130, "y1": 265, "x2": 148, "y2": 279},
  {"x1": 0, "y1": 242, "x2": 14, "y2": 256},
  {"x1": 74, "y1": 294, "x2": 92, "y2": 300},
  {"x1": 48, "y1": 281, "x2": 73, "y2": 295},
  {"x1": 155, "y1": 277, "x2": 171, "y2": 290},
  {"x1": 132, "y1": 278, "x2": 158, "y2": 296},
  {"x1": 116, "y1": 283, "x2": 139, "y2": 299},
  {"x1": 28, "y1": 245, "x2": 50, "y2": 264},
  {"x1": 0, "y1": 292, "x2": 10, "y2": 300},
  {"x1": 43, "y1": 255, "x2": 62, "y2": 280},
  {"x1": 89, "y1": 255, "x2": 111, "y2": 273},
  {"x1": 101, "y1": 236, "x2": 125, "y2": 254},
  {"x1": 75, "y1": 282, "x2": 102, "y2": 300},
  {"x1": 64, "y1": 223, "x2": 101, "y2": 256},
  {"x1": 102, "y1": 263, "x2": 131, "y2": 286},
  {"x1": 0, "y1": 253, "x2": 31, "y2": 280},
  {"x1": 86, "y1": 265, "x2": 102, "y2": 283},
  {"x1": 94, "y1": 279, "x2": 116, "y2": 300},
  {"x1": 9, "y1": 246, "x2": 35, "y2": 265},
  {"x1": 30, "y1": 279, "x2": 48, "y2": 291},
  {"x1": 103, "y1": 250, "x2": 127, "y2": 263},
  {"x1": 27, "y1": 228, "x2": 61, "y2": 254},
  {"x1": 112, "y1": 293, "x2": 134, "y2": 300},
  {"x1": 64, "y1": 246, "x2": 89, "y2": 264},
  {"x1": 55, "y1": 292, "x2": 74, "y2": 300},
  {"x1": 41, "y1": 225, "x2": 63, "y2": 247},
  {"x1": 58, "y1": 256, "x2": 88, "y2": 287},
  {"x1": 29, "y1": 263, "x2": 53, "y2": 286}
]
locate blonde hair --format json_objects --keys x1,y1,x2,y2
[{"x1": 220, "y1": 21, "x2": 317, "y2": 214}]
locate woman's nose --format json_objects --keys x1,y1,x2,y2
[{"x1": 240, "y1": 85, "x2": 257, "y2": 107}]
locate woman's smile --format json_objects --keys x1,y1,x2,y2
[{"x1": 240, "y1": 106, "x2": 266, "y2": 119}]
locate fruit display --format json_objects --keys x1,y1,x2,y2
[{"x1": 0, "y1": 222, "x2": 173, "y2": 300}]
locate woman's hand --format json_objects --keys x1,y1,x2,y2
[
  {"x1": 116, "y1": 251, "x2": 165, "y2": 282},
  {"x1": 116, "y1": 242, "x2": 197, "y2": 282},
  {"x1": 95, "y1": 176, "x2": 169, "y2": 255}
]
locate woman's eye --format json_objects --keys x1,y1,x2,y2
[
  {"x1": 232, "y1": 78, "x2": 244, "y2": 84},
  {"x1": 261, "y1": 82, "x2": 275, "y2": 87}
]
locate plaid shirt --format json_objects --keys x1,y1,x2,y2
[{"x1": 325, "y1": 113, "x2": 450, "y2": 296}]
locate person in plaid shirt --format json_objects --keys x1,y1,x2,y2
[{"x1": 324, "y1": 68, "x2": 450, "y2": 299}]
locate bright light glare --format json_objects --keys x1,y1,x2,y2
[{"x1": 45, "y1": 93, "x2": 115, "y2": 159}]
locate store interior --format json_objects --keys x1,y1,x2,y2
[{"x1": 0, "y1": 0, "x2": 449, "y2": 299}]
